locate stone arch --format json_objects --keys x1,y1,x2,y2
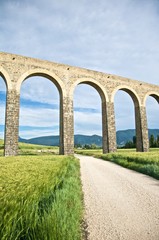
[
  {"x1": 72, "y1": 77, "x2": 109, "y2": 153},
  {"x1": 111, "y1": 85, "x2": 148, "y2": 151},
  {"x1": 144, "y1": 92, "x2": 159, "y2": 145},
  {"x1": 0, "y1": 66, "x2": 12, "y2": 90},
  {"x1": 143, "y1": 92, "x2": 159, "y2": 106},
  {"x1": 70, "y1": 77, "x2": 109, "y2": 103},
  {"x1": 16, "y1": 68, "x2": 65, "y2": 96},
  {"x1": 17, "y1": 69, "x2": 66, "y2": 155},
  {"x1": 111, "y1": 85, "x2": 141, "y2": 106}
]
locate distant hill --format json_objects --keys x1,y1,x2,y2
[
  {"x1": 74, "y1": 134, "x2": 102, "y2": 146},
  {"x1": 19, "y1": 135, "x2": 59, "y2": 146},
  {"x1": 19, "y1": 134, "x2": 102, "y2": 146},
  {"x1": 19, "y1": 129, "x2": 159, "y2": 147},
  {"x1": 117, "y1": 129, "x2": 159, "y2": 146},
  {"x1": 116, "y1": 129, "x2": 136, "y2": 146}
]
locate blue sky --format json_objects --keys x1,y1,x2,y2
[{"x1": 0, "y1": 0, "x2": 159, "y2": 139}]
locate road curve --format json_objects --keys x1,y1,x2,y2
[{"x1": 77, "y1": 155, "x2": 159, "y2": 240}]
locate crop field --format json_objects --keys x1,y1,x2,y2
[
  {"x1": 1, "y1": 138, "x2": 159, "y2": 240},
  {"x1": 0, "y1": 140, "x2": 59, "y2": 156},
  {"x1": 18, "y1": 142, "x2": 59, "y2": 155},
  {"x1": 0, "y1": 155, "x2": 83, "y2": 240},
  {"x1": 75, "y1": 148, "x2": 159, "y2": 180}
]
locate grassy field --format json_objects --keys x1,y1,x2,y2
[
  {"x1": 1, "y1": 138, "x2": 159, "y2": 239},
  {"x1": 0, "y1": 154, "x2": 83, "y2": 240},
  {"x1": 75, "y1": 148, "x2": 159, "y2": 180},
  {"x1": 18, "y1": 142, "x2": 59, "y2": 155},
  {"x1": 0, "y1": 140, "x2": 59, "y2": 156}
]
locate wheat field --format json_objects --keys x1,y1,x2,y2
[{"x1": 0, "y1": 155, "x2": 83, "y2": 240}]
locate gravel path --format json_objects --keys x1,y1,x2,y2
[{"x1": 78, "y1": 155, "x2": 159, "y2": 240}]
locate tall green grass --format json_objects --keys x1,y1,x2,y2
[
  {"x1": 100, "y1": 152, "x2": 159, "y2": 180},
  {"x1": 0, "y1": 155, "x2": 83, "y2": 240},
  {"x1": 76, "y1": 149, "x2": 159, "y2": 180}
]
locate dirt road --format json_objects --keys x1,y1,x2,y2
[{"x1": 78, "y1": 155, "x2": 159, "y2": 240}]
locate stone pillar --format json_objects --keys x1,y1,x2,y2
[
  {"x1": 59, "y1": 95, "x2": 74, "y2": 155},
  {"x1": 4, "y1": 89, "x2": 20, "y2": 156},
  {"x1": 135, "y1": 105, "x2": 149, "y2": 152},
  {"x1": 102, "y1": 101, "x2": 117, "y2": 153},
  {"x1": 102, "y1": 101, "x2": 109, "y2": 153}
]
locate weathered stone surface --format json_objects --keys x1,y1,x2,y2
[
  {"x1": 4, "y1": 90, "x2": 20, "y2": 156},
  {"x1": 0, "y1": 51, "x2": 159, "y2": 156}
]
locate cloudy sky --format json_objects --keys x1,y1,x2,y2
[{"x1": 0, "y1": 0, "x2": 159, "y2": 139}]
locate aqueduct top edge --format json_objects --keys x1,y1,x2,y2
[{"x1": 0, "y1": 51, "x2": 159, "y2": 103}]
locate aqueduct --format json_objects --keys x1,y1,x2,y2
[{"x1": 0, "y1": 52, "x2": 159, "y2": 156}]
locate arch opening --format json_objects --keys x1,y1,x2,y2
[
  {"x1": 146, "y1": 95, "x2": 159, "y2": 148},
  {"x1": 114, "y1": 89, "x2": 137, "y2": 149},
  {"x1": 0, "y1": 76, "x2": 7, "y2": 155},
  {"x1": 19, "y1": 76, "x2": 60, "y2": 154},
  {"x1": 24, "y1": 73, "x2": 63, "y2": 95},
  {"x1": 16, "y1": 70, "x2": 64, "y2": 96},
  {"x1": 74, "y1": 83, "x2": 103, "y2": 151}
]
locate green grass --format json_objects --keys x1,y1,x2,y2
[
  {"x1": 75, "y1": 148, "x2": 159, "y2": 180},
  {"x1": 0, "y1": 155, "x2": 83, "y2": 240},
  {"x1": 18, "y1": 142, "x2": 59, "y2": 155},
  {"x1": 0, "y1": 140, "x2": 59, "y2": 156}
]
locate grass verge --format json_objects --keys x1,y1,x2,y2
[
  {"x1": 75, "y1": 149, "x2": 159, "y2": 180},
  {"x1": 0, "y1": 155, "x2": 83, "y2": 240}
]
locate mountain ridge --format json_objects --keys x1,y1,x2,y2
[{"x1": 19, "y1": 129, "x2": 159, "y2": 147}]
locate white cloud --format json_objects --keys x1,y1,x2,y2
[
  {"x1": 19, "y1": 129, "x2": 58, "y2": 139},
  {"x1": 74, "y1": 111, "x2": 102, "y2": 136},
  {"x1": 20, "y1": 77, "x2": 59, "y2": 105},
  {"x1": 1, "y1": 0, "x2": 159, "y2": 85},
  {"x1": 19, "y1": 107, "x2": 59, "y2": 127},
  {"x1": 0, "y1": 0, "x2": 159, "y2": 137},
  {"x1": 114, "y1": 90, "x2": 135, "y2": 130},
  {"x1": 0, "y1": 105, "x2": 5, "y2": 125},
  {"x1": 74, "y1": 84, "x2": 102, "y2": 110}
]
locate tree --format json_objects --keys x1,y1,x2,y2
[
  {"x1": 90, "y1": 144, "x2": 97, "y2": 149},
  {"x1": 74, "y1": 143, "x2": 82, "y2": 148},
  {"x1": 124, "y1": 136, "x2": 136, "y2": 149},
  {"x1": 83, "y1": 144, "x2": 91, "y2": 149},
  {"x1": 133, "y1": 136, "x2": 136, "y2": 146},
  {"x1": 124, "y1": 140, "x2": 134, "y2": 148},
  {"x1": 157, "y1": 135, "x2": 159, "y2": 147},
  {"x1": 149, "y1": 134, "x2": 155, "y2": 148}
]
